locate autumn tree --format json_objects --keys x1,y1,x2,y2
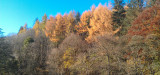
[
  {"x1": 71, "y1": 35, "x2": 128, "y2": 75},
  {"x1": 33, "y1": 14, "x2": 47, "y2": 36},
  {"x1": 144, "y1": 34, "x2": 160, "y2": 74},
  {"x1": 124, "y1": 33, "x2": 160, "y2": 74},
  {"x1": 75, "y1": 10, "x2": 92, "y2": 39},
  {"x1": 40, "y1": 14, "x2": 47, "y2": 31},
  {"x1": 45, "y1": 13, "x2": 68, "y2": 46},
  {"x1": 47, "y1": 33, "x2": 88, "y2": 74},
  {"x1": 52, "y1": 14, "x2": 66, "y2": 45},
  {"x1": 127, "y1": 6, "x2": 160, "y2": 74},
  {"x1": 66, "y1": 11, "x2": 76, "y2": 34},
  {"x1": 5, "y1": 1, "x2": 160, "y2": 74},
  {"x1": 60, "y1": 33, "x2": 88, "y2": 74},
  {"x1": 86, "y1": 4, "x2": 120, "y2": 42},
  {"x1": 128, "y1": 5, "x2": 160, "y2": 36},
  {"x1": 18, "y1": 23, "x2": 28, "y2": 34},
  {"x1": 18, "y1": 26, "x2": 24, "y2": 34},
  {"x1": 45, "y1": 16, "x2": 57, "y2": 42},
  {"x1": 33, "y1": 19, "x2": 40, "y2": 36},
  {"x1": 45, "y1": 12, "x2": 77, "y2": 46}
]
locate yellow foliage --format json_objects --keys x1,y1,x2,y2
[
  {"x1": 45, "y1": 16, "x2": 58, "y2": 42},
  {"x1": 63, "y1": 48, "x2": 75, "y2": 69},
  {"x1": 75, "y1": 4, "x2": 120, "y2": 43},
  {"x1": 45, "y1": 12, "x2": 76, "y2": 42},
  {"x1": 33, "y1": 20, "x2": 40, "y2": 36},
  {"x1": 86, "y1": 4, "x2": 115, "y2": 42},
  {"x1": 75, "y1": 11, "x2": 92, "y2": 35},
  {"x1": 18, "y1": 23, "x2": 27, "y2": 34},
  {"x1": 66, "y1": 11, "x2": 76, "y2": 34}
]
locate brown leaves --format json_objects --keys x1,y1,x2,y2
[{"x1": 128, "y1": 5, "x2": 160, "y2": 36}]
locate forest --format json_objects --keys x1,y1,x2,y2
[{"x1": 0, "y1": 0, "x2": 160, "y2": 75}]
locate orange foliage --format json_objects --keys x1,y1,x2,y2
[
  {"x1": 45, "y1": 4, "x2": 121, "y2": 43},
  {"x1": 86, "y1": 4, "x2": 120, "y2": 42},
  {"x1": 33, "y1": 20, "x2": 40, "y2": 36},
  {"x1": 45, "y1": 12, "x2": 76, "y2": 42},
  {"x1": 45, "y1": 16, "x2": 57, "y2": 42},
  {"x1": 128, "y1": 5, "x2": 160, "y2": 36},
  {"x1": 75, "y1": 4, "x2": 121, "y2": 43},
  {"x1": 75, "y1": 11, "x2": 92, "y2": 36},
  {"x1": 55, "y1": 14, "x2": 66, "y2": 36}
]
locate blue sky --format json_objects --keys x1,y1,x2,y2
[{"x1": 0, "y1": 0, "x2": 128, "y2": 36}]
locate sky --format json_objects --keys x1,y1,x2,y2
[{"x1": 0, "y1": 0, "x2": 128, "y2": 36}]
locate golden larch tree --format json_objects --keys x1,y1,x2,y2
[
  {"x1": 86, "y1": 4, "x2": 120, "y2": 42},
  {"x1": 75, "y1": 11, "x2": 92, "y2": 39},
  {"x1": 66, "y1": 11, "x2": 76, "y2": 34},
  {"x1": 33, "y1": 19, "x2": 40, "y2": 36},
  {"x1": 18, "y1": 23, "x2": 28, "y2": 34},
  {"x1": 45, "y1": 16, "x2": 57, "y2": 42}
]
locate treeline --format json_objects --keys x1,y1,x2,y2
[{"x1": 0, "y1": 0, "x2": 160, "y2": 75}]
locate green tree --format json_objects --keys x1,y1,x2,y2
[
  {"x1": 112, "y1": 0, "x2": 126, "y2": 36},
  {"x1": 40, "y1": 13, "x2": 47, "y2": 31},
  {"x1": 17, "y1": 37, "x2": 35, "y2": 74},
  {"x1": 122, "y1": 0, "x2": 143, "y2": 35},
  {"x1": 75, "y1": 12, "x2": 81, "y2": 23}
]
